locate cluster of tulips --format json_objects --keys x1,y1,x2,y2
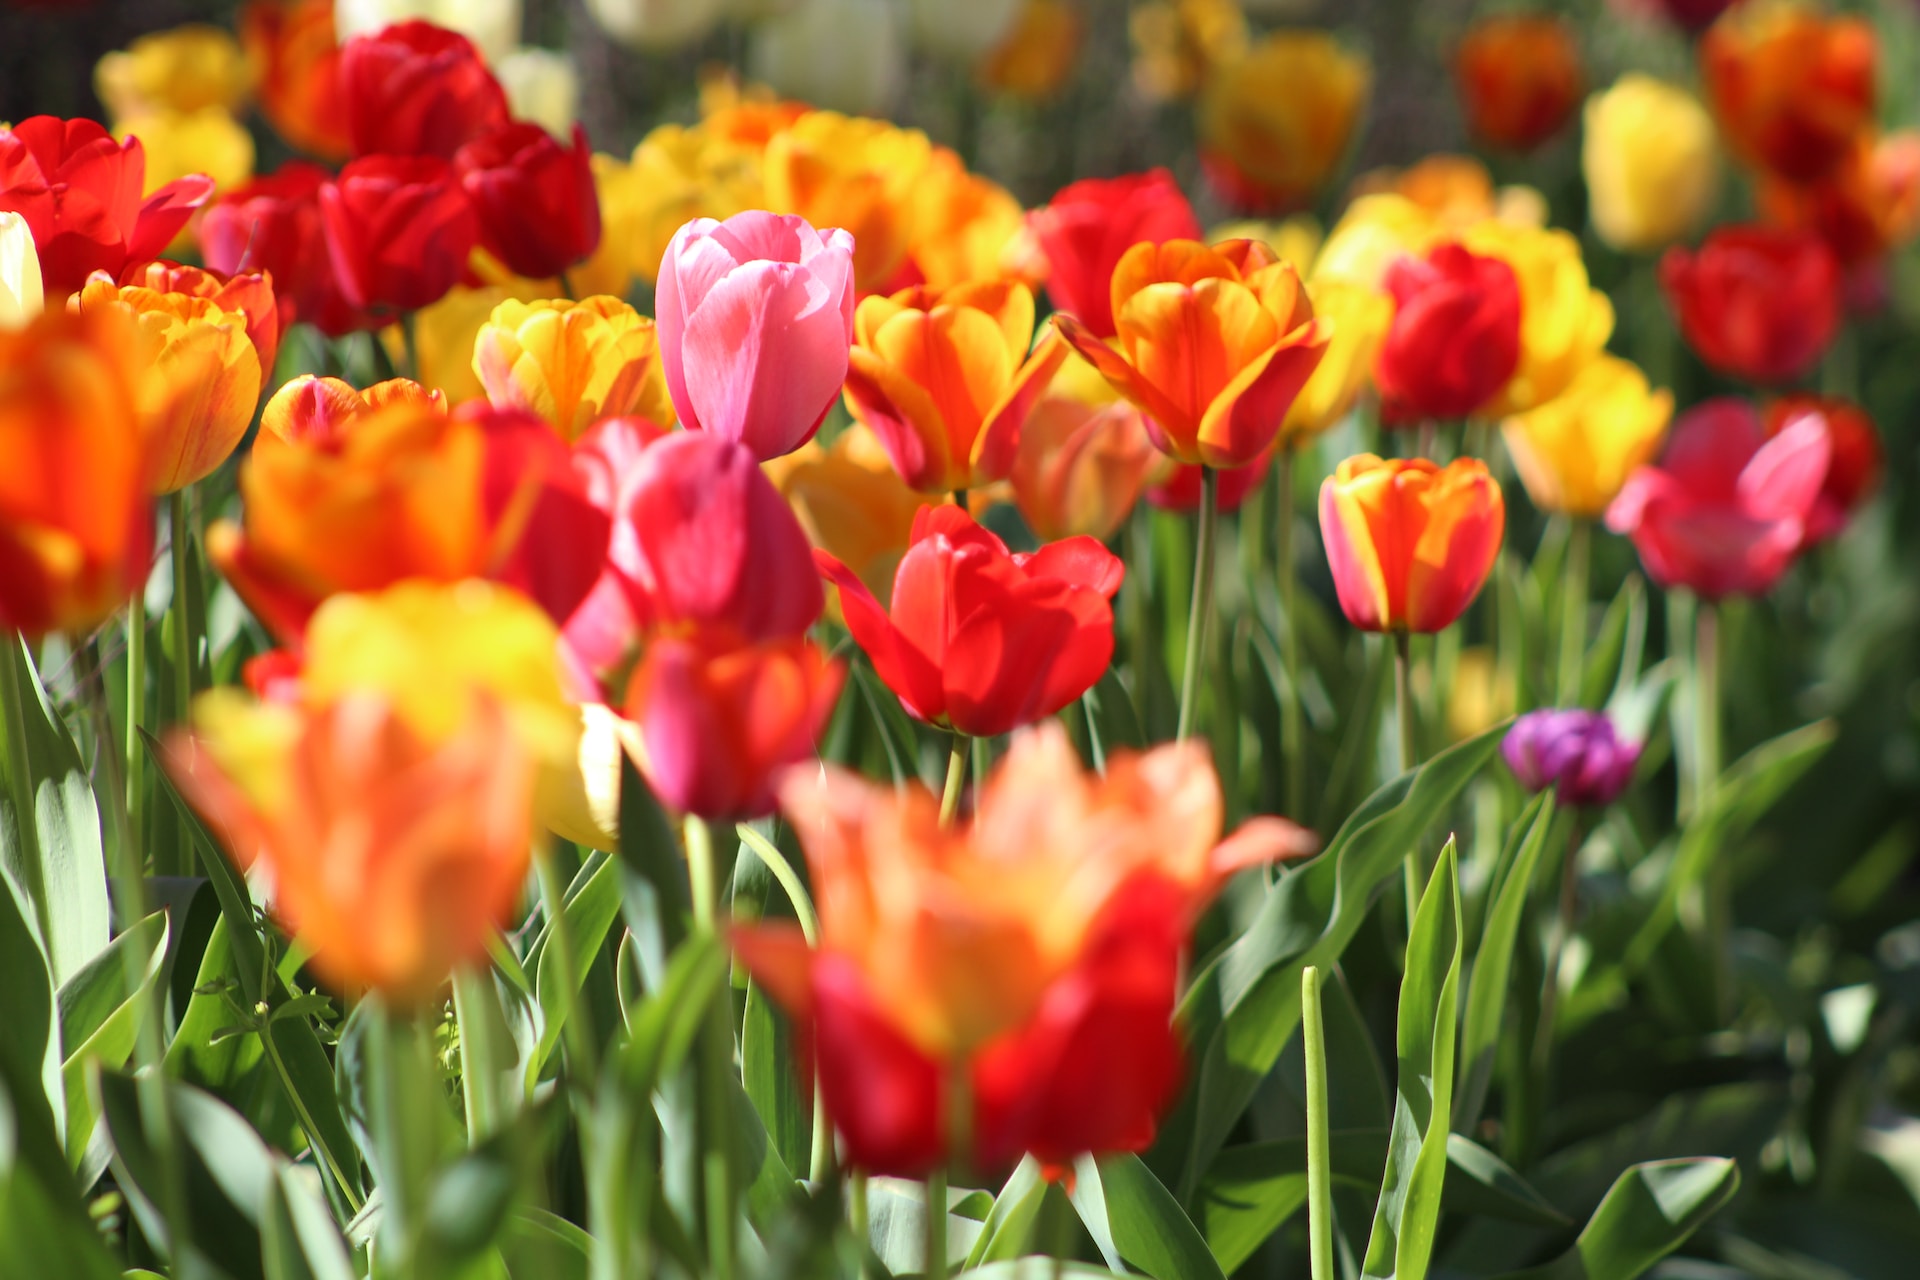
[{"x1": 0, "y1": 0, "x2": 1906, "y2": 1277}]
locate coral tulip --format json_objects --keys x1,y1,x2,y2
[
  {"x1": 240, "y1": 0, "x2": 352, "y2": 160},
  {"x1": 0, "y1": 307, "x2": 152, "y2": 637},
  {"x1": 1701, "y1": 4, "x2": 1876, "y2": 184},
  {"x1": 1196, "y1": 32, "x2": 1370, "y2": 214},
  {"x1": 121, "y1": 259, "x2": 286, "y2": 384},
  {"x1": 1, "y1": 212, "x2": 44, "y2": 328},
  {"x1": 764, "y1": 426, "x2": 933, "y2": 605},
  {"x1": 1503, "y1": 709, "x2": 1641, "y2": 808},
  {"x1": 1604, "y1": 398, "x2": 1830, "y2": 599},
  {"x1": 1053, "y1": 239, "x2": 1329, "y2": 467},
  {"x1": 0, "y1": 116, "x2": 213, "y2": 298},
  {"x1": 1463, "y1": 224, "x2": 1613, "y2": 416},
  {"x1": 844, "y1": 280, "x2": 1068, "y2": 494},
  {"x1": 1374, "y1": 242, "x2": 1521, "y2": 422},
  {"x1": 1763, "y1": 394, "x2": 1881, "y2": 541},
  {"x1": 1010, "y1": 369, "x2": 1159, "y2": 542},
  {"x1": 1582, "y1": 75, "x2": 1722, "y2": 254},
  {"x1": 817, "y1": 506, "x2": 1123, "y2": 737},
  {"x1": 1454, "y1": 16, "x2": 1582, "y2": 153},
  {"x1": 200, "y1": 161, "x2": 374, "y2": 336},
  {"x1": 1659, "y1": 225, "x2": 1840, "y2": 385},
  {"x1": 339, "y1": 20, "x2": 510, "y2": 159},
  {"x1": 1027, "y1": 170, "x2": 1201, "y2": 340},
  {"x1": 1502, "y1": 356, "x2": 1674, "y2": 519},
  {"x1": 1319, "y1": 455, "x2": 1505, "y2": 633},
  {"x1": 655, "y1": 210, "x2": 856, "y2": 462},
  {"x1": 319, "y1": 155, "x2": 479, "y2": 315},
  {"x1": 454, "y1": 122, "x2": 601, "y2": 281},
  {"x1": 733, "y1": 724, "x2": 1314, "y2": 1174},
  {"x1": 473, "y1": 296, "x2": 670, "y2": 441}
]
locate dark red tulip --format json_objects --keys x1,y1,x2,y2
[
  {"x1": 200, "y1": 161, "x2": 377, "y2": 336},
  {"x1": 1374, "y1": 242, "x2": 1521, "y2": 422},
  {"x1": 1659, "y1": 225, "x2": 1841, "y2": 385},
  {"x1": 1027, "y1": 169, "x2": 1202, "y2": 339},
  {"x1": 318, "y1": 154, "x2": 478, "y2": 314},
  {"x1": 455, "y1": 122, "x2": 601, "y2": 281},
  {"x1": 339, "y1": 20, "x2": 510, "y2": 160}
]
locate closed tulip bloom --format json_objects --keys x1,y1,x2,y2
[
  {"x1": 1763, "y1": 394, "x2": 1881, "y2": 542},
  {"x1": 95, "y1": 25, "x2": 251, "y2": 119},
  {"x1": 1583, "y1": 75, "x2": 1721, "y2": 254},
  {"x1": 1502, "y1": 356, "x2": 1674, "y2": 519},
  {"x1": 121, "y1": 259, "x2": 286, "y2": 384},
  {"x1": 257, "y1": 373, "x2": 445, "y2": 445},
  {"x1": 1502, "y1": 709, "x2": 1641, "y2": 808},
  {"x1": 1605, "y1": 398, "x2": 1829, "y2": 599},
  {"x1": 1281, "y1": 278, "x2": 1393, "y2": 441},
  {"x1": 844, "y1": 281, "x2": 1068, "y2": 494},
  {"x1": 339, "y1": 20, "x2": 510, "y2": 159},
  {"x1": 1701, "y1": 4, "x2": 1876, "y2": 184},
  {"x1": 474, "y1": 296, "x2": 670, "y2": 441},
  {"x1": 733, "y1": 724, "x2": 1314, "y2": 1174},
  {"x1": 818, "y1": 506, "x2": 1123, "y2": 737},
  {"x1": 764, "y1": 426, "x2": 933, "y2": 606},
  {"x1": 1454, "y1": 16, "x2": 1583, "y2": 153},
  {"x1": 1319, "y1": 455, "x2": 1505, "y2": 633},
  {"x1": 320, "y1": 155, "x2": 479, "y2": 314},
  {"x1": 1374, "y1": 242, "x2": 1522, "y2": 422},
  {"x1": 239, "y1": 0, "x2": 351, "y2": 160},
  {"x1": 0, "y1": 116, "x2": 213, "y2": 298},
  {"x1": 655, "y1": 211, "x2": 856, "y2": 462},
  {"x1": 1463, "y1": 224, "x2": 1614, "y2": 416},
  {"x1": 0, "y1": 307, "x2": 152, "y2": 637},
  {"x1": 1027, "y1": 169, "x2": 1201, "y2": 339},
  {"x1": 455, "y1": 123, "x2": 601, "y2": 281},
  {"x1": 1759, "y1": 132, "x2": 1920, "y2": 268},
  {"x1": 1054, "y1": 239, "x2": 1330, "y2": 467},
  {"x1": 200, "y1": 161, "x2": 374, "y2": 336},
  {"x1": 1659, "y1": 225, "x2": 1840, "y2": 384},
  {"x1": 1011, "y1": 366, "x2": 1159, "y2": 542},
  {"x1": 1197, "y1": 32, "x2": 1370, "y2": 214},
  {"x1": 1, "y1": 212, "x2": 44, "y2": 328},
  {"x1": 761, "y1": 112, "x2": 931, "y2": 293}
]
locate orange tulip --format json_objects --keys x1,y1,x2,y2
[
  {"x1": 258, "y1": 373, "x2": 445, "y2": 445},
  {"x1": 763, "y1": 426, "x2": 933, "y2": 605},
  {"x1": 844, "y1": 280, "x2": 1069, "y2": 493},
  {"x1": 977, "y1": 0, "x2": 1083, "y2": 101},
  {"x1": 1318, "y1": 454, "x2": 1505, "y2": 634},
  {"x1": 1454, "y1": 16, "x2": 1583, "y2": 153},
  {"x1": 1197, "y1": 32, "x2": 1369, "y2": 213},
  {"x1": 1701, "y1": 3, "x2": 1877, "y2": 184},
  {"x1": 1053, "y1": 239, "x2": 1329, "y2": 468},
  {"x1": 1010, "y1": 357, "x2": 1160, "y2": 542},
  {"x1": 71, "y1": 272, "x2": 263, "y2": 494},
  {"x1": 1760, "y1": 131, "x2": 1920, "y2": 267},
  {"x1": 900, "y1": 148, "x2": 1029, "y2": 292},
  {"x1": 762, "y1": 111, "x2": 932, "y2": 294},
  {"x1": 473, "y1": 296, "x2": 673, "y2": 441},
  {"x1": 0, "y1": 307, "x2": 152, "y2": 638},
  {"x1": 239, "y1": 0, "x2": 351, "y2": 161}
]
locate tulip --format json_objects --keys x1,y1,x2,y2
[
  {"x1": 1763, "y1": 395, "x2": 1881, "y2": 542},
  {"x1": 474, "y1": 296, "x2": 670, "y2": 441},
  {"x1": 1054, "y1": 239, "x2": 1330, "y2": 467},
  {"x1": 761, "y1": 112, "x2": 931, "y2": 293},
  {"x1": 1463, "y1": 224, "x2": 1614, "y2": 416},
  {"x1": 71, "y1": 274, "x2": 263, "y2": 494},
  {"x1": 1453, "y1": 16, "x2": 1583, "y2": 153},
  {"x1": 0, "y1": 307, "x2": 152, "y2": 638},
  {"x1": 1502, "y1": 356, "x2": 1674, "y2": 519},
  {"x1": 1659, "y1": 225, "x2": 1840, "y2": 385},
  {"x1": 455, "y1": 123, "x2": 601, "y2": 281},
  {"x1": 118, "y1": 109, "x2": 257, "y2": 205},
  {"x1": 1582, "y1": 75, "x2": 1721, "y2": 254},
  {"x1": 1148, "y1": 448, "x2": 1271, "y2": 516},
  {"x1": 495, "y1": 48, "x2": 581, "y2": 140},
  {"x1": 1196, "y1": 32, "x2": 1370, "y2": 214},
  {"x1": 1011, "y1": 371, "x2": 1159, "y2": 542},
  {"x1": 1281, "y1": 278, "x2": 1393, "y2": 440},
  {"x1": 747, "y1": 0, "x2": 907, "y2": 119},
  {"x1": 655, "y1": 210, "x2": 856, "y2": 462},
  {"x1": 1604, "y1": 398, "x2": 1830, "y2": 599},
  {"x1": 1027, "y1": 169, "x2": 1201, "y2": 340},
  {"x1": 764, "y1": 426, "x2": 934, "y2": 605},
  {"x1": 1, "y1": 212, "x2": 44, "y2": 328},
  {"x1": 0, "y1": 116, "x2": 213, "y2": 299},
  {"x1": 1319, "y1": 455, "x2": 1505, "y2": 633},
  {"x1": 339, "y1": 20, "x2": 510, "y2": 160},
  {"x1": 977, "y1": 0, "x2": 1083, "y2": 101},
  {"x1": 238, "y1": 0, "x2": 351, "y2": 161},
  {"x1": 1701, "y1": 4, "x2": 1876, "y2": 184},
  {"x1": 733, "y1": 723, "x2": 1314, "y2": 1174},
  {"x1": 1373, "y1": 242, "x2": 1521, "y2": 423},
  {"x1": 899, "y1": 150, "x2": 1027, "y2": 293},
  {"x1": 817, "y1": 506, "x2": 1123, "y2": 737},
  {"x1": 121, "y1": 259, "x2": 286, "y2": 384},
  {"x1": 258, "y1": 373, "x2": 444, "y2": 445},
  {"x1": 619, "y1": 121, "x2": 771, "y2": 288},
  {"x1": 381, "y1": 279, "x2": 542, "y2": 403},
  {"x1": 1759, "y1": 132, "x2": 1920, "y2": 268},
  {"x1": 319, "y1": 155, "x2": 480, "y2": 315},
  {"x1": 584, "y1": 0, "x2": 728, "y2": 49},
  {"x1": 843, "y1": 281, "x2": 1067, "y2": 494},
  {"x1": 95, "y1": 25, "x2": 251, "y2": 119},
  {"x1": 334, "y1": 0, "x2": 524, "y2": 62},
  {"x1": 1128, "y1": 0, "x2": 1247, "y2": 103},
  {"x1": 1503, "y1": 709, "x2": 1642, "y2": 808},
  {"x1": 200, "y1": 161, "x2": 374, "y2": 336}
]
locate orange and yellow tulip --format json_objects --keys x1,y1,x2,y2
[
  {"x1": 1197, "y1": 32, "x2": 1369, "y2": 213},
  {"x1": 474, "y1": 296, "x2": 673, "y2": 440},
  {"x1": 1318, "y1": 454, "x2": 1505, "y2": 634},
  {"x1": 762, "y1": 111, "x2": 932, "y2": 293},
  {"x1": 1053, "y1": 239, "x2": 1329, "y2": 468},
  {"x1": 901, "y1": 148, "x2": 1028, "y2": 292}
]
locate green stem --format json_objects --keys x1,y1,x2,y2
[
  {"x1": 684, "y1": 816, "x2": 736, "y2": 1280},
  {"x1": 535, "y1": 845, "x2": 598, "y2": 1073},
  {"x1": 1176, "y1": 466, "x2": 1219, "y2": 742},
  {"x1": 558, "y1": 268, "x2": 578, "y2": 301},
  {"x1": 1301, "y1": 966, "x2": 1333, "y2": 1280},
  {"x1": 1395, "y1": 631, "x2": 1419, "y2": 913},
  {"x1": 368, "y1": 1001, "x2": 428, "y2": 1275},
  {"x1": 1532, "y1": 815, "x2": 1583, "y2": 1082},
  {"x1": 452, "y1": 967, "x2": 506, "y2": 1148},
  {"x1": 261, "y1": 1015, "x2": 366, "y2": 1212},
  {"x1": 1277, "y1": 444, "x2": 1305, "y2": 818},
  {"x1": 125, "y1": 590, "x2": 146, "y2": 872},
  {"x1": 0, "y1": 638, "x2": 45, "y2": 933},
  {"x1": 851, "y1": 1169, "x2": 870, "y2": 1278},
  {"x1": 399, "y1": 310, "x2": 421, "y2": 383},
  {"x1": 1557, "y1": 518, "x2": 1591, "y2": 706},
  {"x1": 1695, "y1": 602, "x2": 1721, "y2": 808},
  {"x1": 939, "y1": 732, "x2": 969, "y2": 827},
  {"x1": 167, "y1": 489, "x2": 196, "y2": 877},
  {"x1": 927, "y1": 1166, "x2": 949, "y2": 1280}
]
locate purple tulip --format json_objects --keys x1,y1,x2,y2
[{"x1": 1502, "y1": 709, "x2": 1642, "y2": 808}]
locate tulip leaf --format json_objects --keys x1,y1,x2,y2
[
  {"x1": 866, "y1": 1176, "x2": 986, "y2": 1275},
  {"x1": 1069, "y1": 1151, "x2": 1227, "y2": 1280},
  {"x1": 964, "y1": 1157, "x2": 1049, "y2": 1267},
  {"x1": 1494, "y1": 1158, "x2": 1739, "y2": 1280},
  {"x1": 57, "y1": 909, "x2": 168, "y2": 1166},
  {"x1": 615, "y1": 750, "x2": 688, "y2": 978},
  {"x1": 741, "y1": 979, "x2": 810, "y2": 1176},
  {"x1": 499, "y1": 1205, "x2": 593, "y2": 1280},
  {"x1": 1456, "y1": 791, "x2": 1557, "y2": 1134},
  {"x1": 1157, "y1": 725, "x2": 1504, "y2": 1199},
  {"x1": 964, "y1": 1262, "x2": 1116, "y2": 1280},
  {"x1": 262, "y1": 1164, "x2": 355, "y2": 1280},
  {"x1": 527, "y1": 849, "x2": 622, "y2": 1087},
  {"x1": 0, "y1": 1086, "x2": 121, "y2": 1280},
  {"x1": 1361, "y1": 838, "x2": 1462, "y2": 1280}
]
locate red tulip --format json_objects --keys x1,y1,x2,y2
[
  {"x1": 454, "y1": 122, "x2": 601, "y2": 282},
  {"x1": 1701, "y1": 5, "x2": 1876, "y2": 184},
  {"x1": 1027, "y1": 169, "x2": 1202, "y2": 339},
  {"x1": 0, "y1": 116, "x2": 212, "y2": 298},
  {"x1": 1148, "y1": 449, "x2": 1272, "y2": 515},
  {"x1": 200, "y1": 161, "x2": 376, "y2": 336},
  {"x1": 1454, "y1": 16, "x2": 1584, "y2": 153},
  {"x1": 339, "y1": 20, "x2": 509, "y2": 160},
  {"x1": 1374, "y1": 243, "x2": 1521, "y2": 422},
  {"x1": 319, "y1": 155, "x2": 478, "y2": 314},
  {"x1": 1605, "y1": 397, "x2": 1830, "y2": 599},
  {"x1": 1659, "y1": 225, "x2": 1840, "y2": 384},
  {"x1": 816, "y1": 506, "x2": 1124, "y2": 738},
  {"x1": 1763, "y1": 394, "x2": 1881, "y2": 542}
]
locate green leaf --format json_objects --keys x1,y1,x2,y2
[
  {"x1": 58, "y1": 910, "x2": 168, "y2": 1165},
  {"x1": 1442, "y1": 1135, "x2": 1567, "y2": 1227},
  {"x1": 964, "y1": 1158, "x2": 1049, "y2": 1267},
  {"x1": 1070, "y1": 1152, "x2": 1227, "y2": 1280},
  {"x1": 0, "y1": 860, "x2": 67, "y2": 1167},
  {"x1": 1159, "y1": 726, "x2": 1503, "y2": 1198},
  {"x1": 527, "y1": 851, "x2": 622, "y2": 1086},
  {"x1": 1361, "y1": 839, "x2": 1462, "y2": 1280},
  {"x1": 1456, "y1": 792, "x2": 1556, "y2": 1134},
  {"x1": 262, "y1": 1164, "x2": 355, "y2": 1280},
  {"x1": 1496, "y1": 1158, "x2": 1739, "y2": 1280},
  {"x1": 864, "y1": 1177, "x2": 984, "y2": 1275},
  {"x1": 741, "y1": 979, "x2": 810, "y2": 1175},
  {"x1": 500, "y1": 1206, "x2": 592, "y2": 1280},
  {"x1": 615, "y1": 751, "x2": 688, "y2": 985},
  {"x1": 963, "y1": 1262, "x2": 1117, "y2": 1280},
  {"x1": 0, "y1": 1085, "x2": 121, "y2": 1280}
]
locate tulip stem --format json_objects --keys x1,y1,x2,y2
[
  {"x1": 558, "y1": 269, "x2": 578, "y2": 301},
  {"x1": 684, "y1": 815, "x2": 737, "y2": 1280},
  {"x1": 851, "y1": 1170, "x2": 870, "y2": 1275},
  {"x1": 0, "y1": 637, "x2": 45, "y2": 936},
  {"x1": 125, "y1": 590, "x2": 146, "y2": 872},
  {"x1": 1532, "y1": 811, "x2": 1581, "y2": 1085},
  {"x1": 1558, "y1": 518, "x2": 1591, "y2": 706},
  {"x1": 1696, "y1": 602, "x2": 1732, "y2": 1022},
  {"x1": 1302, "y1": 965, "x2": 1333, "y2": 1280},
  {"x1": 535, "y1": 844, "x2": 598, "y2": 1073},
  {"x1": 398, "y1": 310, "x2": 420, "y2": 383},
  {"x1": 1277, "y1": 444, "x2": 1306, "y2": 819},
  {"x1": 927, "y1": 1167, "x2": 950, "y2": 1280},
  {"x1": 940, "y1": 731, "x2": 969, "y2": 827},
  {"x1": 1177, "y1": 466, "x2": 1219, "y2": 742},
  {"x1": 167, "y1": 489, "x2": 196, "y2": 876},
  {"x1": 1395, "y1": 631, "x2": 1420, "y2": 914}
]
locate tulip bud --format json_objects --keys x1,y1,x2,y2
[
  {"x1": 1319, "y1": 454, "x2": 1505, "y2": 634},
  {"x1": 319, "y1": 155, "x2": 479, "y2": 315},
  {"x1": 1659, "y1": 225, "x2": 1840, "y2": 385},
  {"x1": 1502, "y1": 709, "x2": 1641, "y2": 808},
  {"x1": 0, "y1": 212, "x2": 45, "y2": 329},
  {"x1": 474, "y1": 296, "x2": 669, "y2": 441},
  {"x1": 1582, "y1": 75, "x2": 1721, "y2": 254},
  {"x1": 1374, "y1": 242, "x2": 1521, "y2": 423},
  {"x1": 455, "y1": 123, "x2": 601, "y2": 281}
]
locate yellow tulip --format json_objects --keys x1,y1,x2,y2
[
  {"x1": 1583, "y1": 74, "x2": 1721, "y2": 254},
  {"x1": 117, "y1": 108, "x2": 254, "y2": 194},
  {"x1": 1463, "y1": 223, "x2": 1614, "y2": 416},
  {"x1": 905, "y1": 149, "x2": 1028, "y2": 291},
  {"x1": 1311, "y1": 194, "x2": 1440, "y2": 290},
  {"x1": 570, "y1": 154, "x2": 645, "y2": 299},
  {"x1": 1501, "y1": 355, "x2": 1673, "y2": 518},
  {"x1": 763, "y1": 111, "x2": 933, "y2": 292},
  {"x1": 1282, "y1": 278, "x2": 1392, "y2": 441},
  {"x1": 95, "y1": 25, "x2": 252, "y2": 119},
  {"x1": 626, "y1": 123, "x2": 767, "y2": 284},
  {"x1": 385, "y1": 279, "x2": 559, "y2": 407},
  {"x1": 474, "y1": 296, "x2": 671, "y2": 440}
]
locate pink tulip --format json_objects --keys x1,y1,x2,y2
[
  {"x1": 1605, "y1": 397, "x2": 1831, "y2": 599},
  {"x1": 655, "y1": 211, "x2": 856, "y2": 461}
]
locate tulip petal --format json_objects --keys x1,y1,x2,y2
[
  {"x1": 1019, "y1": 535, "x2": 1126, "y2": 598},
  {"x1": 944, "y1": 575, "x2": 1114, "y2": 737},
  {"x1": 1051, "y1": 312, "x2": 1194, "y2": 459},
  {"x1": 128, "y1": 174, "x2": 216, "y2": 265},
  {"x1": 844, "y1": 342, "x2": 958, "y2": 493},
  {"x1": 1739, "y1": 412, "x2": 1831, "y2": 522},
  {"x1": 812, "y1": 954, "x2": 948, "y2": 1178},
  {"x1": 972, "y1": 328, "x2": 1071, "y2": 485},
  {"x1": 1196, "y1": 318, "x2": 1330, "y2": 469},
  {"x1": 816, "y1": 547, "x2": 946, "y2": 725}
]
